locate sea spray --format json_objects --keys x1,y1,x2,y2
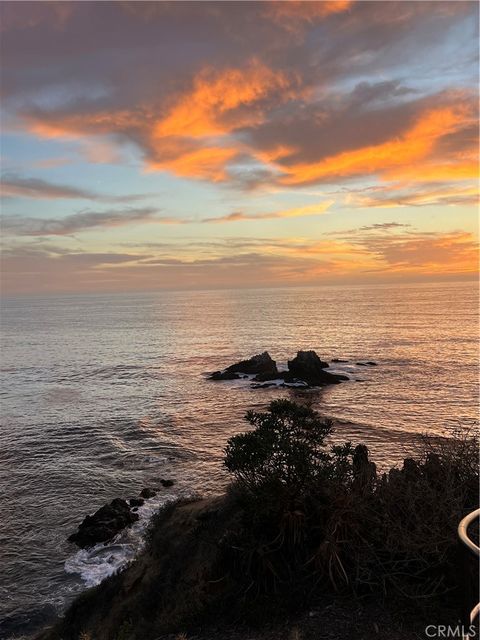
[{"x1": 65, "y1": 489, "x2": 196, "y2": 587}]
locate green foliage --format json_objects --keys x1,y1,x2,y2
[{"x1": 224, "y1": 399, "x2": 334, "y2": 494}]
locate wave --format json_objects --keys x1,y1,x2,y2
[{"x1": 65, "y1": 490, "x2": 194, "y2": 588}]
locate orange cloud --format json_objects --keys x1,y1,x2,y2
[
  {"x1": 383, "y1": 162, "x2": 478, "y2": 183},
  {"x1": 21, "y1": 69, "x2": 477, "y2": 189},
  {"x1": 146, "y1": 61, "x2": 297, "y2": 179},
  {"x1": 280, "y1": 104, "x2": 473, "y2": 185},
  {"x1": 328, "y1": 228, "x2": 479, "y2": 277},
  {"x1": 265, "y1": 1, "x2": 354, "y2": 28},
  {"x1": 372, "y1": 231, "x2": 478, "y2": 276},
  {"x1": 147, "y1": 145, "x2": 238, "y2": 182},
  {"x1": 155, "y1": 61, "x2": 292, "y2": 139},
  {"x1": 25, "y1": 60, "x2": 299, "y2": 182},
  {"x1": 346, "y1": 183, "x2": 479, "y2": 208},
  {"x1": 27, "y1": 108, "x2": 147, "y2": 140},
  {"x1": 203, "y1": 200, "x2": 334, "y2": 223}
]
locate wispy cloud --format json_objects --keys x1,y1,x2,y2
[
  {"x1": 2, "y1": 200, "x2": 334, "y2": 237},
  {"x1": 1, "y1": 174, "x2": 153, "y2": 203},
  {"x1": 345, "y1": 182, "x2": 479, "y2": 208},
  {"x1": 1, "y1": 208, "x2": 180, "y2": 236},
  {"x1": 202, "y1": 200, "x2": 333, "y2": 223},
  {"x1": 2, "y1": 225, "x2": 476, "y2": 294}
]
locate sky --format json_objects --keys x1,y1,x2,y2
[{"x1": 0, "y1": 0, "x2": 478, "y2": 295}]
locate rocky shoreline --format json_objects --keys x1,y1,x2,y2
[
  {"x1": 36, "y1": 398, "x2": 477, "y2": 640},
  {"x1": 68, "y1": 480, "x2": 175, "y2": 549}
]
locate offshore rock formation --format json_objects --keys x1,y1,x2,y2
[
  {"x1": 209, "y1": 351, "x2": 278, "y2": 381},
  {"x1": 286, "y1": 350, "x2": 348, "y2": 386},
  {"x1": 209, "y1": 350, "x2": 350, "y2": 387}
]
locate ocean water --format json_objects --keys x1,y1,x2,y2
[{"x1": 0, "y1": 282, "x2": 478, "y2": 638}]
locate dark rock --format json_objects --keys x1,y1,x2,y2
[
  {"x1": 287, "y1": 351, "x2": 348, "y2": 386},
  {"x1": 140, "y1": 488, "x2": 157, "y2": 499},
  {"x1": 423, "y1": 453, "x2": 443, "y2": 486},
  {"x1": 402, "y1": 458, "x2": 421, "y2": 482},
  {"x1": 352, "y1": 444, "x2": 377, "y2": 491},
  {"x1": 356, "y1": 362, "x2": 368, "y2": 366},
  {"x1": 209, "y1": 370, "x2": 241, "y2": 381},
  {"x1": 332, "y1": 358, "x2": 349, "y2": 363},
  {"x1": 110, "y1": 498, "x2": 128, "y2": 509},
  {"x1": 209, "y1": 352, "x2": 278, "y2": 381},
  {"x1": 160, "y1": 479, "x2": 175, "y2": 488},
  {"x1": 68, "y1": 498, "x2": 138, "y2": 549},
  {"x1": 129, "y1": 497, "x2": 145, "y2": 507},
  {"x1": 226, "y1": 351, "x2": 278, "y2": 377},
  {"x1": 253, "y1": 370, "x2": 281, "y2": 382},
  {"x1": 356, "y1": 361, "x2": 377, "y2": 366}
]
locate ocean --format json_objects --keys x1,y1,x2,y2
[{"x1": 0, "y1": 281, "x2": 478, "y2": 639}]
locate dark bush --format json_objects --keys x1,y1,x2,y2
[
  {"x1": 225, "y1": 399, "x2": 335, "y2": 491},
  {"x1": 223, "y1": 400, "x2": 479, "y2": 616}
]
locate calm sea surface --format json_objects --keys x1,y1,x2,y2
[{"x1": 0, "y1": 282, "x2": 478, "y2": 638}]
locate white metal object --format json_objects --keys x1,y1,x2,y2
[
  {"x1": 458, "y1": 508, "x2": 480, "y2": 557},
  {"x1": 458, "y1": 508, "x2": 480, "y2": 640}
]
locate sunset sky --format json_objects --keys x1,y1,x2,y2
[{"x1": 1, "y1": 0, "x2": 478, "y2": 295}]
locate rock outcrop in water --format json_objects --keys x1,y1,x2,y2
[
  {"x1": 68, "y1": 482, "x2": 175, "y2": 549},
  {"x1": 285, "y1": 350, "x2": 348, "y2": 386},
  {"x1": 209, "y1": 350, "x2": 350, "y2": 387},
  {"x1": 68, "y1": 498, "x2": 139, "y2": 549},
  {"x1": 129, "y1": 497, "x2": 145, "y2": 507},
  {"x1": 209, "y1": 351, "x2": 278, "y2": 381},
  {"x1": 140, "y1": 487, "x2": 157, "y2": 498}
]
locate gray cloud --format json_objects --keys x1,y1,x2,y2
[
  {"x1": 2, "y1": 201, "x2": 334, "y2": 237},
  {"x1": 1, "y1": 174, "x2": 154, "y2": 202},
  {"x1": 1, "y1": 207, "x2": 177, "y2": 236}
]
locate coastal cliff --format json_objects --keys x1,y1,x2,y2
[{"x1": 39, "y1": 401, "x2": 478, "y2": 640}]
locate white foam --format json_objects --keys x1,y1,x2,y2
[
  {"x1": 283, "y1": 381, "x2": 309, "y2": 387},
  {"x1": 64, "y1": 491, "x2": 192, "y2": 587}
]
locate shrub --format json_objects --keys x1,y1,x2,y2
[
  {"x1": 224, "y1": 399, "x2": 334, "y2": 494},
  {"x1": 222, "y1": 400, "x2": 479, "y2": 617}
]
